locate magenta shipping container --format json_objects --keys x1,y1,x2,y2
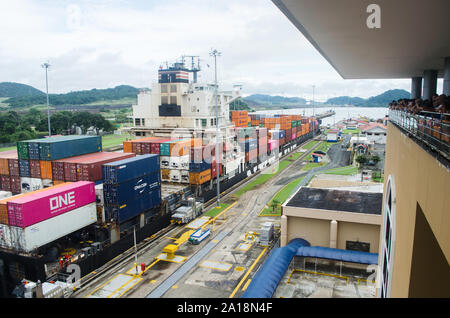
[{"x1": 6, "y1": 181, "x2": 95, "y2": 228}]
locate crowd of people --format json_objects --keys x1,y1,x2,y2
[{"x1": 389, "y1": 93, "x2": 450, "y2": 116}]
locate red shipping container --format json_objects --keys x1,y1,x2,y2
[
  {"x1": 245, "y1": 149, "x2": 258, "y2": 163},
  {"x1": 52, "y1": 161, "x2": 65, "y2": 181},
  {"x1": 10, "y1": 176, "x2": 21, "y2": 194},
  {"x1": 29, "y1": 160, "x2": 41, "y2": 178},
  {"x1": 76, "y1": 152, "x2": 135, "y2": 181},
  {"x1": 8, "y1": 158, "x2": 20, "y2": 176},
  {"x1": 1, "y1": 175, "x2": 11, "y2": 192},
  {"x1": 211, "y1": 163, "x2": 223, "y2": 178},
  {"x1": 7, "y1": 181, "x2": 95, "y2": 228}
]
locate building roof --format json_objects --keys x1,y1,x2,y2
[
  {"x1": 286, "y1": 187, "x2": 382, "y2": 215},
  {"x1": 272, "y1": 0, "x2": 450, "y2": 79},
  {"x1": 361, "y1": 123, "x2": 387, "y2": 132}
]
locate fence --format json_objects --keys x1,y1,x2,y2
[{"x1": 389, "y1": 110, "x2": 449, "y2": 161}]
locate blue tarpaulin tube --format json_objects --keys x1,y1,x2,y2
[{"x1": 242, "y1": 238, "x2": 378, "y2": 298}]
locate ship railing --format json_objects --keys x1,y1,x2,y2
[{"x1": 388, "y1": 109, "x2": 450, "y2": 161}]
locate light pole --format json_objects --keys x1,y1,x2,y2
[
  {"x1": 42, "y1": 62, "x2": 51, "y2": 136},
  {"x1": 210, "y1": 49, "x2": 221, "y2": 207},
  {"x1": 312, "y1": 85, "x2": 315, "y2": 117}
]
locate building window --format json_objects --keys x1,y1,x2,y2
[
  {"x1": 170, "y1": 84, "x2": 177, "y2": 93},
  {"x1": 141, "y1": 118, "x2": 145, "y2": 126},
  {"x1": 135, "y1": 118, "x2": 141, "y2": 126},
  {"x1": 379, "y1": 175, "x2": 396, "y2": 298},
  {"x1": 201, "y1": 119, "x2": 207, "y2": 127},
  {"x1": 170, "y1": 96, "x2": 177, "y2": 105},
  {"x1": 161, "y1": 96, "x2": 168, "y2": 104},
  {"x1": 211, "y1": 118, "x2": 214, "y2": 126},
  {"x1": 161, "y1": 85, "x2": 168, "y2": 93}
]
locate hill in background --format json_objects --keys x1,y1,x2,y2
[
  {"x1": 0, "y1": 82, "x2": 45, "y2": 98},
  {"x1": 325, "y1": 89, "x2": 410, "y2": 107},
  {"x1": 243, "y1": 94, "x2": 308, "y2": 108}
]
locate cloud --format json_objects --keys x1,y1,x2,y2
[{"x1": 0, "y1": 0, "x2": 425, "y2": 98}]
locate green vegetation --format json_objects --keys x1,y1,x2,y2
[
  {"x1": 233, "y1": 160, "x2": 291, "y2": 198},
  {"x1": 3, "y1": 85, "x2": 139, "y2": 108},
  {"x1": 0, "y1": 145, "x2": 17, "y2": 152},
  {"x1": 102, "y1": 134, "x2": 132, "y2": 149},
  {"x1": 316, "y1": 141, "x2": 334, "y2": 153},
  {"x1": 342, "y1": 129, "x2": 362, "y2": 135},
  {"x1": 303, "y1": 140, "x2": 319, "y2": 150},
  {"x1": 204, "y1": 203, "x2": 231, "y2": 218},
  {"x1": 0, "y1": 82, "x2": 44, "y2": 98},
  {"x1": 0, "y1": 110, "x2": 45, "y2": 143},
  {"x1": 325, "y1": 89, "x2": 410, "y2": 107},
  {"x1": 243, "y1": 94, "x2": 307, "y2": 108},
  {"x1": 324, "y1": 165, "x2": 358, "y2": 176},
  {"x1": 372, "y1": 171, "x2": 384, "y2": 183},
  {"x1": 301, "y1": 162, "x2": 324, "y2": 171},
  {"x1": 260, "y1": 177, "x2": 305, "y2": 216}
]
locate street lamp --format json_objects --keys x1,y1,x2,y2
[
  {"x1": 210, "y1": 49, "x2": 221, "y2": 207},
  {"x1": 42, "y1": 62, "x2": 51, "y2": 136}
]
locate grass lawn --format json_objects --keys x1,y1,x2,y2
[
  {"x1": 233, "y1": 160, "x2": 292, "y2": 198},
  {"x1": 102, "y1": 134, "x2": 132, "y2": 149},
  {"x1": 0, "y1": 145, "x2": 16, "y2": 152},
  {"x1": 302, "y1": 140, "x2": 319, "y2": 150},
  {"x1": 204, "y1": 203, "x2": 231, "y2": 218},
  {"x1": 342, "y1": 129, "x2": 362, "y2": 135},
  {"x1": 324, "y1": 165, "x2": 358, "y2": 176},
  {"x1": 260, "y1": 176, "x2": 305, "y2": 216},
  {"x1": 287, "y1": 152, "x2": 303, "y2": 161},
  {"x1": 301, "y1": 162, "x2": 325, "y2": 171}
]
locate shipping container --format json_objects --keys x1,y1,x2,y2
[
  {"x1": 51, "y1": 161, "x2": 66, "y2": 181},
  {"x1": 76, "y1": 152, "x2": 136, "y2": 182},
  {"x1": 103, "y1": 172, "x2": 160, "y2": 205},
  {"x1": 160, "y1": 139, "x2": 184, "y2": 156},
  {"x1": 161, "y1": 169, "x2": 170, "y2": 181},
  {"x1": 29, "y1": 160, "x2": 41, "y2": 178},
  {"x1": 102, "y1": 154, "x2": 160, "y2": 184},
  {"x1": 20, "y1": 177, "x2": 44, "y2": 193},
  {"x1": 169, "y1": 169, "x2": 181, "y2": 182},
  {"x1": 169, "y1": 155, "x2": 189, "y2": 170},
  {"x1": 17, "y1": 141, "x2": 29, "y2": 160},
  {"x1": 104, "y1": 189, "x2": 161, "y2": 223},
  {"x1": 7, "y1": 181, "x2": 95, "y2": 228},
  {"x1": 160, "y1": 156, "x2": 170, "y2": 168},
  {"x1": 95, "y1": 184, "x2": 104, "y2": 206},
  {"x1": 180, "y1": 170, "x2": 190, "y2": 183},
  {"x1": 0, "y1": 150, "x2": 17, "y2": 175},
  {"x1": 189, "y1": 161, "x2": 210, "y2": 172},
  {"x1": 19, "y1": 160, "x2": 30, "y2": 177},
  {"x1": 38, "y1": 135, "x2": 102, "y2": 161},
  {"x1": 189, "y1": 169, "x2": 211, "y2": 185},
  {"x1": 0, "y1": 183, "x2": 68, "y2": 225},
  {"x1": 8, "y1": 157, "x2": 20, "y2": 177},
  {"x1": 10, "y1": 176, "x2": 21, "y2": 194},
  {"x1": 0, "y1": 202, "x2": 97, "y2": 252},
  {"x1": 28, "y1": 141, "x2": 40, "y2": 160},
  {"x1": 0, "y1": 175, "x2": 11, "y2": 192}
]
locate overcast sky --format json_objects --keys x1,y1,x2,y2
[{"x1": 0, "y1": 0, "x2": 429, "y2": 101}]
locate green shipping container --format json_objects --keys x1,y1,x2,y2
[{"x1": 17, "y1": 141, "x2": 29, "y2": 160}]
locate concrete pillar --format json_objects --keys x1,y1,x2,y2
[
  {"x1": 444, "y1": 57, "x2": 450, "y2": 96},
  {"x1": 423, "y1": 70, "x2": 438, "y2": 101},
  {"x1": 411, "y1": 77, "x2": 423, "y2": 99},
  {"x1": 280, "y1": 215, "x2": 288, "y2": 247},
  {"x1": 330, "y1": 220, "x2": 338, "y2": 249}
]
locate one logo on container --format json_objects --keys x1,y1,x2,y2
[{"x1": 50, "y1": 191, "x2": 76, "y2": 213}]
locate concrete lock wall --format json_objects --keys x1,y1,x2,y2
[{"x1": 383, "y1": 123, "x2": 450, "y2": 297}]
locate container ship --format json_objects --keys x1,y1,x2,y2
[{"x1": 0, "y1": 57, "x2": 319, "y2": 297}]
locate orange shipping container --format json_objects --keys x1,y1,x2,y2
[
  {"x1": 189, "y1": 169, "x2": 211, "y2": 185},
  {"x1": 170, "y1": 140, "x2": 191, "y2": 157},
  {"x1": 39, "y1": 160, "x2": 53, "y2": 180},
  {"x1": 123, "y1": 141, "x2": 133, "y2": 153},
  {"x1": 0, "y1": 150, "x2": 17, "y2": 176},
  {"x1": 161, "y1": 169, "x2": 170, "y2": 181}
]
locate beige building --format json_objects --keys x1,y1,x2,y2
[
  {"x1": 272, "y1": 0, "x2": 450, "y2": 297},
  {"x1": 281, "y1": 188, "x2": 382, "y2": 254}
]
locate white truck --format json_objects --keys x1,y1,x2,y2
[{"x1": 171, "y1": 198, "x2": 203, "y2": 224}]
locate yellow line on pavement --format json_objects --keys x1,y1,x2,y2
[{"x1": 229, "y1": 247, "x2": 267, "y2": 298}]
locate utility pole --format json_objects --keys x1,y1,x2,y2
[
  {"x1": 133, "y1": 226, "x2": 138, "y2": 275},
  {"x1": 42, "y1": 62, "x2": 51, "y2": 136},
  {"x1": 210, "y1": 49, "x2": 221, "y2": 207}
]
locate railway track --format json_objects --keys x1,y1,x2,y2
[{"x1": 70, "y1": 134, "x2": 322, "y2": 297}]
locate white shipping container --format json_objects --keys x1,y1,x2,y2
[
  {"x1": 0, "y1": 191, "x2": 12, "y2": 199},
  {"x1": 180, "y1": 170, "x2": 190, "y2": 183},
  {"x1": 169, "y1": 170, "x2": 181, "y2": 183},
  {"x1": 20, "y1": 177, "x2": 44, "y2": 193},
  {"x1": 95, "y1": 184, "x2": 104, "y2": 206},
  {"x1": 1, "y1": 202, "x2": 97, "y2": 253},
  {"x1": 179, "y1": 155, "x2": 190, "y2": 170},
  {"x1": 160, "y1": 156, "x2": 170, "y2": 168},
  {"x1": 169, "y1": 156, "x2": 180, "y2": 169},
  {"x1": 42, "y1": 179, "x2": 53, "y2": 188}
]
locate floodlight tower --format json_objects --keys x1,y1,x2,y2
[
  {"x1": 42, "y1": 62, "x2": 51, "y2": 136},
  {"x1": 210, "y1": 49, "x2": 221, "y2": 207}
]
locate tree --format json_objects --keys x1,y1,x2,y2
[
  {"x1": 371, "y1": 155, "x2": 381, "y2": 164},
  {"x1": 355, "y1": 155, "x2": 367, "y2": 166}
]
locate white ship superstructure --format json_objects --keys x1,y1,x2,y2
[{"x1": 131, "y1": 59, "x2": 241, "y2": 135}]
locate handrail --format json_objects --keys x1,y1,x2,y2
[{"x1": 388, "y1": 110, "x2": 449, "y2": 161}]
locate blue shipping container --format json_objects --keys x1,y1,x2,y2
[
  {"x1": 19, "y1": 160, "x2": 30, "y2": 177},
  {"x1": 28, "y1": 142, "x2": 40, "y2": 160},
  {"x1": 103, "y1": 172, "x2": 160, "y2": 205},
  {"x1": 102, "y1": 154, "x2": 160, "y2": 184},
  {"x1": 38, "y1": 135, "x2": 102, "y2": 160},
  {"x1": 104, "y1": 188, "x2": 161, "y2": 223},
  {"x1": 189, "y1": 161, "x2": 210, "y2": 172}
]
